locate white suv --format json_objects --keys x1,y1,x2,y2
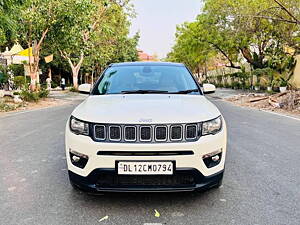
[{"x1": 65, "y1": 62, "x2": 227, "y2": 192}]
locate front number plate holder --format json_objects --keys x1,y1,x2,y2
[{"x1": 116, "y1": 161, "x2": 175, "y2": 175}]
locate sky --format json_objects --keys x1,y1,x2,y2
[{"x1": 129, "y1": 0, "x2": 202, "y2": 59}]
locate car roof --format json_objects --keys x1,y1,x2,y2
[{"x1": 110, "y1": 61, "x2": 185, "y2": 67}]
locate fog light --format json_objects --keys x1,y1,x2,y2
[
  {"x1": 203, "y1": 149, "x2": 222, "y2": 168},
  {"x1": 69, "y1": 149, "x2": 89, "y2": 169},
  {"x1": 211, "y1": 155, "x2": 220, "y2": 162},
  {"x1": 72, "y1": 155, "x2": 80, "y2": 163}
]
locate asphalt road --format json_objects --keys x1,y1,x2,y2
[{"x1": 0, "y1": 96, "x2": 300, "y2": 225}]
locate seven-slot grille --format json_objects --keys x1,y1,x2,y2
[
  {"x1": 140, "y1": 126, "x2": 151, "y2": 141},
  {"x1": 109, "y1": 126, "x2": 121, "y2": 141},
  {"x1": 93, "y1": 123, "x2": 200, "y2": 143},
  {"x1": 186, "y1": 124, "x2": 197, "y2": 140},
  {"x1": 155, "y1": 126, "x2": 167, "y2": 141},
  {"x1": 171, "y1": 125, "x2": 182, "y2": 140},
  {"x1": 94, "y1": 125, "x2": 105, "y2": 140},
  {"x1": 124, "y1": 126, "x2": 136, "y2": 141}
]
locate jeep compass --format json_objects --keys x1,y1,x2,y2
[{"x1": 65, "y1": 62, "x2": 227, "y2": 192}]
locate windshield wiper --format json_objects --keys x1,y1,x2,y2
[
  {"x1": 121, "y1": 90, "x2": 169, "y2": 94},
  {"x1": 169, "y1": 89, "x2": 199, "y2": 94}
]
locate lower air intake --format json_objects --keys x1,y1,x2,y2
[{"x1": 97, "y1": 174, "x2": 195, "y2": 188}]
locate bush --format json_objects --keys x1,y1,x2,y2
[
  {"x1": 243, "y1": 84, "x2": 251, "y2": 90},
  {"x1": 8, "y1": 64, "x2": 24, "y2": 77},
  {"x1": 218, "y1": 83, "x2": 224, "y2": 88},
  {"x1": 51, "y1": 82, "x2": 58, "y2": 88},
  {"x1": 19, "y1": 88, "x2": 49, "y2": 102},
  {"x1": 13, "y1": 76, "x2": 26, "y2": 89},
  {"x1": 38, "y1": 89, "x2": 49, "y2": 98},
  {"x1": 13, "y1": 91, "x2": 20, "y2": 95},
  {"x1": 20, "y1": 90, "x2": 40, "y2": 102},
  {"x1": 231, "y1": 81, "x2": 241, "y2": 89},
  {"x1": 0, "y1": 71, "x2": 8, "y2": 84},
  {"x1": 69, "y1": 87, "x2": 78, "y2": 92},
  {"x1": 41, "y1": 83, "x2": 47, "y2": 89},
  {"x1": 224, "y1": 83, "x2": 232, "y2": 88},
  {"x1": 279, "y1": 78, "x2": 288, "y2": 87}
]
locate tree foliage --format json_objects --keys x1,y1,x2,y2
[
  {"x1": 0, "y1": 0, "x2": 24, "y2": 48},
  {"x1": 0, "y1": 0, "x2": 139, "y2": 89},
  {"x1": 167, "y1": 0, "x2": 300, "y2": 76}
]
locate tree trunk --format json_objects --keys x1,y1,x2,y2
[
  {"x1": 240, "y1": 47, "x2": 264, "y2": 69},
  {"x1": 30, "y1": 71, "x2": 37, "y2": 91},
  {"x1": 48, "y1": 68, "x2": 52, "y2": 80},
  {"x1": 28, "y1": 28, "x2": 49, "y2": 91},
  {"x1": 91, "y1": 68, "x2": 94, "y2": 85},
  {"x1": 71, "y1": 67, "x2": 80, "y2": 89},
  {"x1": 60, "y1": 51, "x2": 84, "y2": 89}
]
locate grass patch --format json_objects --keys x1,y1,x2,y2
[
  {"x1": 0, "y1": 100, "x2": 24, "y2": 112},
  {"x1": 0, "y1": 88, "x2": 50, "y2": 112}
]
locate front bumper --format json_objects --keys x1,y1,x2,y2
[
  {"x1": 65, "y1": 119, "x2": 227, "y2": 192},
  {"x1": 69, "y1": 168, "x2": 224, "y2": 192}
]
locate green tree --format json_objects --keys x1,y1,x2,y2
[
  {"x1": 0, "y1": 0, "x2": 24, "y2": 48},
  {"x1": 167, "y1": 21, "x2": 217, "y2": 78},
  {"x1": 169, "y1": 0, "x2": 300, "y2": 76},
  {"x1": 17, "y1": 0, "x2": 68, "y2": 90},
  {"x1": 2, "y1": 0, "x2": 138, "y2": 89},
  {"x1": 82, "y1": 2, "x2": 138, "y2": 84},
  {"x1": 48, "y1": 0, "x2": 136, "y2": 88}
]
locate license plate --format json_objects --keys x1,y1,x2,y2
[{"x1": 117, "y1": 161, "x2": 174, "y2": 175}]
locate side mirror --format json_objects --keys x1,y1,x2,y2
[
  {"x1": 203, "y1": 83, "x2": 216, "y2": 94},
  {"x1": 78, "y1": 83, "x2": 92, "y2": 94}
]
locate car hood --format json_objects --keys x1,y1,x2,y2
[{"x1": 72, "y1": 94, "x2": 221, "y2": 124}]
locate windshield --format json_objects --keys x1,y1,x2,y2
[{"x1": 92, "y1": 65, "x2": 201, "y2": 95}]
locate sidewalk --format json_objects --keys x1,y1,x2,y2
[
  {"x1": 209, "y1": 88, "x2": 252, "y2": 99},
  {"x1": 209, "y1": 88, "x2": 300, "y2": 120},
  {"x1": 49, "y1": 90, "x2": 87, "y2": 101},
  {"x1": 0, "y1": 91, "x2": 87, "y2": 116}
]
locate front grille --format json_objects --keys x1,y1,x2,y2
[
  {"x1": 155, "y1": 126, "x2": 167, "y2": 141},
  {"x1": 109, "y1": 126, "x2": 121, "y2": 141},
  {"x1": 171, "y1": 125, "x2": 182, "y2": 140},
  {"x1": 186, "y1": 124, "x2": 197, "y2": 140},
  {"x1": 140, "y1": 126, "x2": 151, "y2": 141},
  {"x1": 92, "y1": 123, "x2": 201, "y2": 143},
  {"x1": 124, "y1": 126, "x2": 136, "y2": 141},
  {"x1": 97, "y1": 174, "x2": 195, "y2": 188},
  {"x1": 94, "y1": 125, "x2": 105, "y2": 140}
]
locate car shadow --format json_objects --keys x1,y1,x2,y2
[{"x1": 67, "y1": 186, "x2": 223, "y2": 210}]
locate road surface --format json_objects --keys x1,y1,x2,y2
[{"x1": 0, "y1": 96, "x2": 299, "y2": 225}]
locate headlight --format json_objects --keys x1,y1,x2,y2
[
  {"x1": 69, "y1": 116, "x2": 89, "y2": 135},
  {"x1": 202, "y1": 116, "x2": 222, "y2": 135}
]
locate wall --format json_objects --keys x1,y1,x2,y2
[{"x1": 291, "y1": 55, "x2": 300, "y2": 89}]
